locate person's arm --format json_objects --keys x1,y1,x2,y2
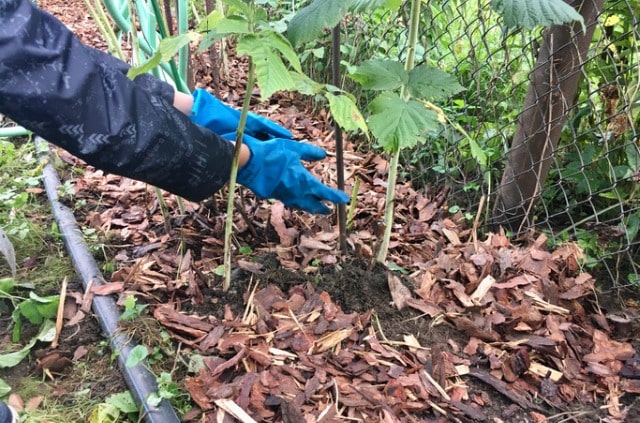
[
  {"x1": 0, "y1": 0, "x2": 234, "y2": 202},
  {"x1": 173, "y1": 90, "x2": 251, "y2": 166}
]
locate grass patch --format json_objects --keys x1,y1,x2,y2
[{"x1": 0, "y1": 136, "x2": 128, "y2": 421}]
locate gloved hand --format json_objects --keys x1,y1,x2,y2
[
  {"x1": 190, "y1": 88, "x2": 292, "y2": 140},
  {"x1": 222, "y1": 133, "x2": 349, "y2": 214}
]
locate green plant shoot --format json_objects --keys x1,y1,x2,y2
[{"x1": 128, "y1": 0, "x2": 368, "y2": 290}]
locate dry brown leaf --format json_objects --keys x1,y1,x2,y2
[
  {"x1": 90, "y1": 282, "x2": 124, "y2": 296},
  {"x1": 387, "y1": 272, "x2": 412, "y2": 310}
]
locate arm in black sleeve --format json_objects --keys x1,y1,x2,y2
[
  {"x1": 0, "y1": 0, "x2": 234, "y2": 202},
  {"x1": 85, "y1": 47, "x2": 176, "y2": 105}
]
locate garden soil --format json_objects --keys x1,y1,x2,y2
[{"x1": 5, "y1": 0, "x2": 640, "y2": 421}]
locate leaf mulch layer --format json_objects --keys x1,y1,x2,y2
[{"x1": 28, "y1": 0, "x2": 640, "y2": 421}]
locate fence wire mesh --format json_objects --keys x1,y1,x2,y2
[{"x1": 339, "y1": 1, "x2": 639, "y2": 293}]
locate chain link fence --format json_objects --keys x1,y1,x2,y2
[{"x1": 335, "y1": 0, "x2": 639, "y2": 293}]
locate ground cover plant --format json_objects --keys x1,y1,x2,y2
[
  {"x1": 0, "y1": 138, "x2": 133, "y2": 422},
  {"x1": 1, "y1": 0, "x2": 640, "y2": 422}
]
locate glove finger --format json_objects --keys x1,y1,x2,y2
[
  {"x1": 309, "y1": 180, "x2": 350, "y2": 205},
  {"x1": 285, "y1": 141, "x2": 327, "y2": 162},
  {"x1": 191, "y1": 89, "x2": 240, "y2": 134},
  {"x1": 284, "y1": 197, "x2": 331, "y2": 214},
  {"x1": 245, "y1": 112, "x2": 293, "y2": 140}
]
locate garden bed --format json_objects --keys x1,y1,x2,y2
[{"x1": 1, "y1": 0, "x2": 640, "y2": 421}]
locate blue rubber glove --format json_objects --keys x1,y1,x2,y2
[
  {"x1": 190, "y1": 88, "x2": 292, "y2": 140},
  {"x1": 222, "y1": 133, "x2": 349, "y2": 214}
]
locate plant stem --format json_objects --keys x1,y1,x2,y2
[
  {"x1": 376, "y1": 0, "x2": 421, "y2": 263},
  {"x1": 83, "y1": 0, "x2": 124, "y2": 60},
  {"x1": 331, "y1": 25, "x2": 347, "y2": 252},
  {"x1": 376, "y1": 151, "x2": 399, "y2": 263},
  {"x1": 223, "y1": 60, "x2": 256, "y2": 291}
]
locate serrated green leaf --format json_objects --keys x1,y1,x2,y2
[
  {"x1": 287, "y1": 0, "x2": 349, "y2": 47},
  {"x1": 237, "y1": 35, "x2": 296, "y2": 99},
  {"x1": 262, "y1": 30, "x2": 302, "y2": 72},
  {"x1": 125, "y1": 345, "x2": 148, "y2": 368},
  {"x1": 290, "y1": 72, "x2": 325, "y2": 96},
  {"x1": 408, "y1": 65, "x2": 464, "y2": 101},
  {"x1": 368, "y1": 92, "x2": 440, "y2": 152},
  {"x1": 349, "y1": 59, "x2": 407, "y2": 91},
  {"x1": 220, "y1": 0, "x2": 252, "y2": 16},
  {"x1": 127, "y1": 33, "x2": 199, "y2": 80},
  {"x1": 214, "y1": 16, "x2": 251, "y2": 35},
  {"x1": 325, "y1": 92, "x2": 369, "y2": 135},
  {"x1": 626, "y1": 143, "x2": 640, "y2": 169},
  {"x1": 195, "y1": 10, "x2": 224, "y2": 32},
  {"x1": 491, "y1": 0, "x2": 584, "y2": 30}
]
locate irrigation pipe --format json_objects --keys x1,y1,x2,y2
[
  {"x1": 34, "y1": 136, "x2": 181, "y2": 423},
  {"x1": 0, "y1": 126, "x2": 30, "y2": 138}
]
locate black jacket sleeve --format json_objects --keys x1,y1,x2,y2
[{"x1": 0, "y1": 0, "x2": 234, "y2": 202}]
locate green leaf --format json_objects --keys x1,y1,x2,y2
[
  {"x1": 106, "y1": 391, "x2": 138, "y2": 414},
  {"x1": 187, "y1": 354, "x2": 207, "y2": 374},
  {"x1": 11, "y1": 308, "x2": 22, "y2": 342},
  {"x1": 127, "y1": 33, "x2": 199, "y2": 79},
  {"x1": 0, "y1": 320, "x2": 56, "y2": 368},
  {"x1": 287, "y1": 0, "x2": 349, "y2": 47},
  {"x1": 368, "y1": 92, "x2": 440, "y2": 152},
  {"x1": 325, "y1": 92, "x2": 369, "y2": 135},
  {"x1": 0, "y1": 377, "x2": 11, "y2": 397},
  {"x1": 237, "y1": 35, "x2": 296, "y2": 99},
  {"x1": 197, "y1": 16, "x2": 250, "y2": 50},
  {"x1": 195, "y1": 10, "x2": 224, "y2": 32},
  {"x1": 18, "y1": 300, "x2": 44, "y2": 325},
  {"x1": 214, "y1": 265, "x2": 225, "y2": 276},
  {"x1": 491, "y1": 0, "x2": 584, "y2": 30},
  {"x1": 387, "y1": 262, "x2": 409, "y2": 274},
  {"x1": 349, "y1": 59, "x2": 407, "y2": 91},
  {"x1": 220, "y1": 0, "x2": 252, "y2": 16},
  {"x1": 213, "y1": 16, "x2": 251, "y2": 35},
  {"x1": 262, "y1": 30, "x2": 302, "y2": 73},
  {"x1": 146, "y1": 392, "x2": 162, "y2": 407},
  {"x1": 30, "y1": 292, "x2": 59, "y2": 314},
  {"x1": 626, "y1": 142, "x2": 640, "y2": 169},
  {"x1": 125, "y1": 345, "x2": 148, "y2": 368},
  {"x1": 0, "y1": 277, "x2": 15, "y2": 295},
  {"x1": 350, "y1": 0, "x2": 401, "y2": 12},
  {"x1": 290, "y1": 72, "x2": 325, "y2": 96},
  {"x1": 408, "y1": 65, "x2": 464, "y2": 101},
  {"x1": 88, "y1": 403, "x2": 120, "y2": 423},
  {"x1": 119, "y1": 295, "x2": 147, "y2": 321}
]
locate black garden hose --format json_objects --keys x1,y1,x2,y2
[{"x1": 35, "y1": 137, "x2": 180, "y2": 423}]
